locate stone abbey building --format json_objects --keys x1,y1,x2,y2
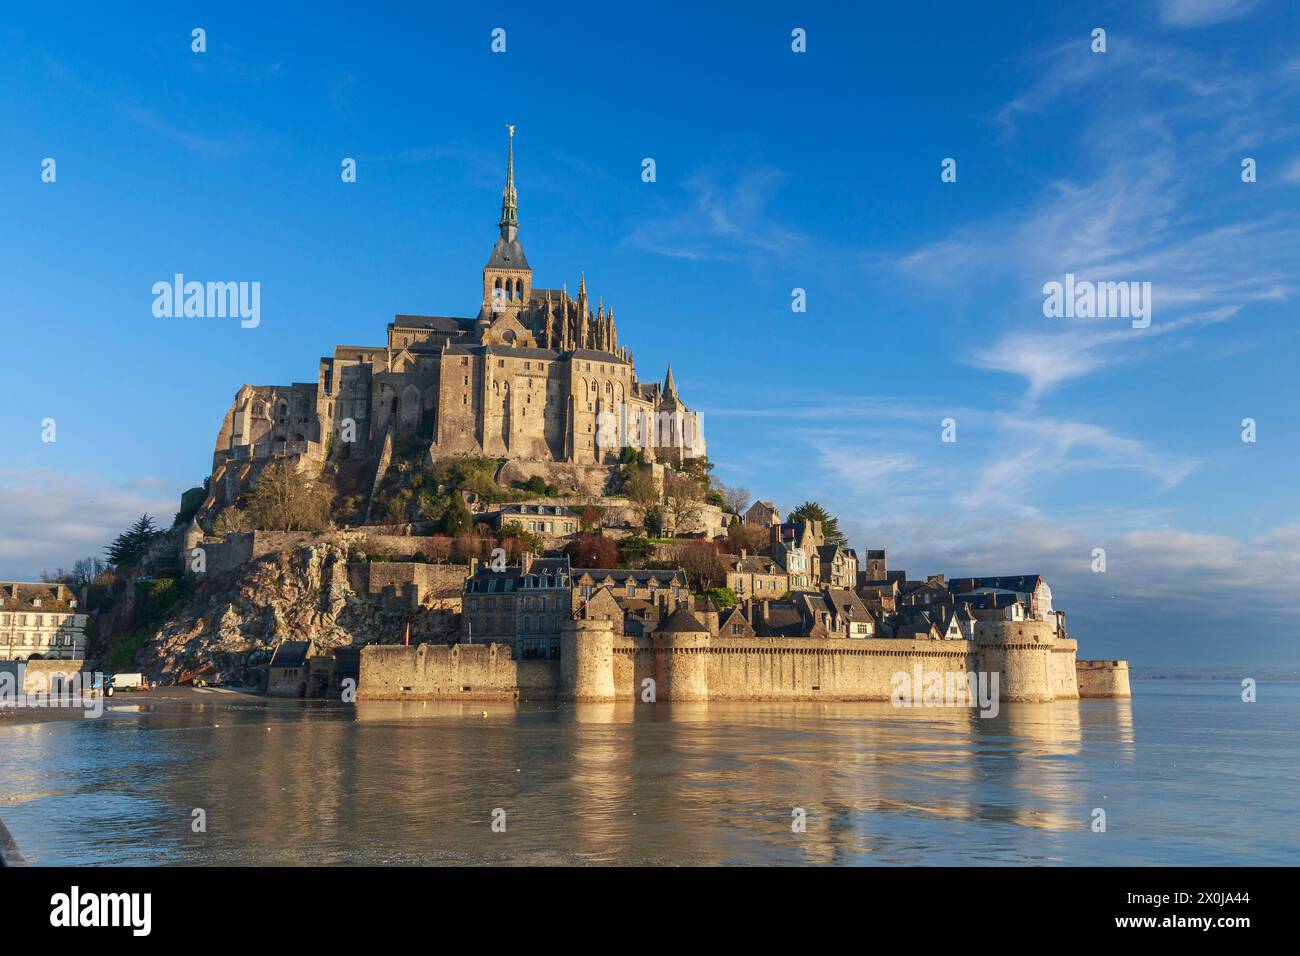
[{"x1": 209, "y1": 129, "x2": 705, "y2": 494}]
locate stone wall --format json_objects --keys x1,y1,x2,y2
[
  {"x1": 360, "y1": 562, "x2": 470, "y2": 605},
  {"x1": 361, "y1": 627, "x2": 1094, "y2": 703},
  {"x1": 0, "y1": 659, "x2": 93, "y2": 695},
  {"x1": 1076, "y1": 659, "x2": 1132, "y2": 698},
  {"x1": 358, "y1": 642, "x2": 559, "y2": 700},
  {"x1": 194, "y1": 528, "x2": 465, "y2": 579}
]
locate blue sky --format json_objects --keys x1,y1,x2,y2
[{"x1": 2, "y1": 1, "x2": 1297, "y2": 668}]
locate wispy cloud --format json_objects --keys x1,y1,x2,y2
[
  {"x1": 1156, "y1": 0, "x2": 1259, "y2": 27},
  {"x1": 896, "y1": 33, "x2": 1300, "y2": 404},
  {"x1": 623, "y1": 167, "x2": 810, "y2": 265},
  {"x1": 0, "y1": 468, "x2": 178, "y2": 580}
]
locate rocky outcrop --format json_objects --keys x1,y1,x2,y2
[{"x1": 136, "y1": 543, "x2": 460, "y2": 686}]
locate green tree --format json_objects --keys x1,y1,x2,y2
[
  {"x1": 105, "y1": 515, "x2": 160, "y2": 568},
  {"x1": 618, "y1": 534, "x2": 656, "y2": 567},
  {"x1": 442, "y1": 494, "x2": 472, "y2": 536},
  {"x1": 788, "y1": 501, "x2": 845, "y2": 546},
  {"x1": 704, "y1": 586, "x2": 738, "y2": 609}
]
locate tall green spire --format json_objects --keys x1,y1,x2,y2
[{"x1": 499, "y1": 124, "x2": 518, "y2": 238}]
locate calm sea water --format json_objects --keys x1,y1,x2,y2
[{"x1": 1, "y1": 681, "x2": 1296, "y2": 866}]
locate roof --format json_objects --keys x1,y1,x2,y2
[
  {"x1": 727, "y1": 554, "x2": 780, "y2": 574},
  {"x1": 949, "y1": 575, "x2": 1043, "y2": 594},
  {"x1": 485, "y1": 235, "x2": 530, "y2": 270},
  {"x1": 391, "y1": 314, "x2": 469, "y2": 332},
  {"x1": 498, "y1": 503, "x2": 577, "y2": 517},
  {"x1": 656, "y1": 606, "x2": 707, "y2": 634},
  {"x1": 757, "y1": 601, "x2": 805, "y2": 636},
  {"x1": 269, "y1": 641, "x2": 312, "y2": 668},
  {"x1": 573, "y1": 568, "x2": 685, "y2": 586},
  {"x1": 0, "y1": 582, "x2": 79, "y2": 612},
  {"x1": 824, "y1": 588, "x2": 869, "y2": 621},
  {"x1": 718, "y1": 606, "x2": 755, "y2": 636}
]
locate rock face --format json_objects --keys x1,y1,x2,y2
[{"x1": 137, "y1": 544, "x2": 459, "y2": 686}]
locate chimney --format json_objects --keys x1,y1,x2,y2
[{"x1": 740, "y1": 548, "x2": 747, "y2": 560}]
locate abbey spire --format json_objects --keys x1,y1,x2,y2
[
  {"x1": 482, "y1": 124, "x2": 531, "y2": 315},
  {"x1": 664, "y1": 364, "x2": 678, "y2": 400},
  {"x1": 499, "y1": 123, "x2": 519, "y2": 240}
]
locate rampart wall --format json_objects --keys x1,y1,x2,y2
[
  {"x1": 1076, "y1": 659, "x2": 1132, "y2": 698},
  {"x1": 358, "y1": 620, "x2": 1109, "y2": 702}
]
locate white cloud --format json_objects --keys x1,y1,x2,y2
[
  {"x1": 0, "y1": 468, "x2": 179, "y2": 580},
  {"x1": 623, "y1": 168, "x2": 810, "y2": 264},
  {"x1": 1156, "y1": 0, "x2": 1258, "y2": 27}
]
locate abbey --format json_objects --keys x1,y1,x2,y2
[{"x1": 209, "y1": 129, "x2": 704, "y2": 490}]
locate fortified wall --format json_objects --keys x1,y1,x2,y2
[
  {"x1": 357, "y1": 618, "x2": 1128, "y2": 703},
  {"x1": 1076, "y1": 659, "x2": 1132, "y2": 698}
]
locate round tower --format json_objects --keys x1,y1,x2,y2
[
  {"x1": 559, "y1": 616, "x2": 615, "y2": 701},
  {"x1": 696, "y1": 597, "x2": 720, "y2": 637},
  {"x1": 652, "y1": 605, "x2": 711, "y2": 701},
  {"x1": 974, "y1": 620, "x2": 1056, "y2": 703}
]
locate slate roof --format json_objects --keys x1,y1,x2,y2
[
  {"x1": 948, "y1": 575, "x2": 1043, "y2": 594},
  {"x1": 726, "y1": 554, "x2": 780, "y2": 574},
  {"x1": 573, "y1": 569, "x2": 685, "y2": 586},
  {"x1": 656, "y1": 606, "x2": 707, "y2": 634},
  {"x1": 391, "y1": 314, "x2": 469, "y2": 332},
  {"x1": 269, "y1": 640, "x2": 312, "y2": 669},
  {"x1": 0, "y1": 582, "x2": 78, "y2": 612},
  {"x1": 486, "y1": 235, "x2": 530, "y2": 270}
]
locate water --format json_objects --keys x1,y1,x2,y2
[{"x1": 1, "y1": 681, "x2": 1296, "y2": 865}]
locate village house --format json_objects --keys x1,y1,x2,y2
[
  {"x1": 817, "y1": 544, "x2": 859, "y2": 590},
  {"x1": 0, "y1": 583, "x2": 88, "y2": 661},
  {"x1": 743, "y1": 500, "x2": 781, "y2": 527},
  {"x1": 463, "y1": 554, "x2": 572, "y2": 659},
  {"x1": 949, "y1": 575, "x2": 1054, "y2": 621},
  {"x1": 571, "y1": 568, "x2": 686, "y2": 604},
  {"x1": 267, "y1": 640, "x2": 315, "y2": 696},
  {"x1": 484, "y1": 503, "x2": 581, "y2": 539},
  {"x1": 724, "y1": 550, "x2": 788, "y2": 600},
  {"x1": 769, "y1": 519, "x2": 822, "y2": 590}
]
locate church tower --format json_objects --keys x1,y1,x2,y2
[{"x1": 481, "y1": 125, "x2": 532, "y2": 317}]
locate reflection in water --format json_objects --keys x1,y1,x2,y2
[{"x1": 1, "y1": 682, "x2": 1297, "y2": 866}]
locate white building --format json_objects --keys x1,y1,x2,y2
[{"x1": 0, "y1": 583, "x2": 88, "y2": 661}]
